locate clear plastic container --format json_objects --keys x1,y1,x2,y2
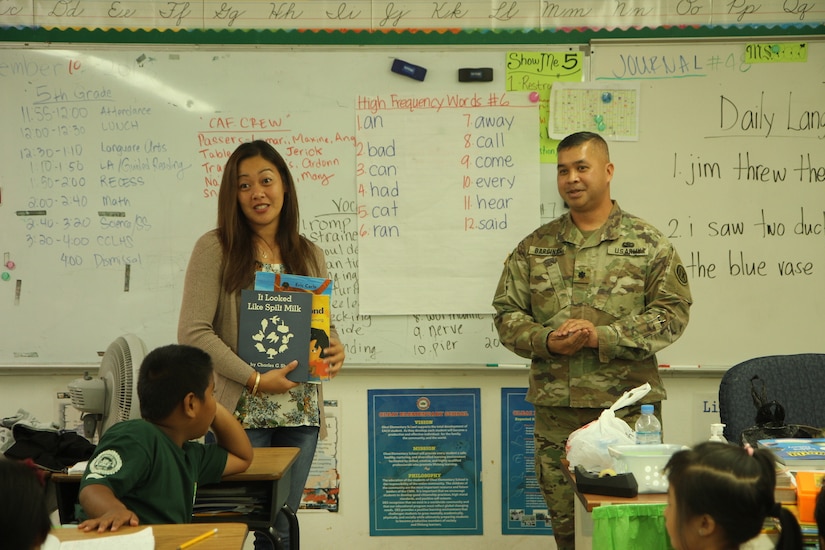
[
  {"x1": 709, "y1": 423, "x2": 727, "y2": 442},
  {"x1": 608, "y1": 444, "x2": 688, "y2": 493},
  {"x1": 635, "y1": 404, "x2": 662, "y2": 445}
]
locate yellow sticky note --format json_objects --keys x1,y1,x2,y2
[
  {"x1": 744, "y1": 43, "x2": 807, "y2": 64},
  {"x1": 506, "y1": 51, "x2": 583, "y2": 163}
]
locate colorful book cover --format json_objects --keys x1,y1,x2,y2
[
  {"x1": 757, "y1": 438, "x2": 825, "y2": 468},
  {"x1": 308, "y1": 294, "x2": 332, "y2": 382},
  {"x1": 253, "y1": 272, "x2": 334, "y2": 383},
  {"x1": 275, "y1": 273, "x2": 333, "y2": 297},
  {"x1": 238, "y1": 288, "x2": 313, "y2": 383}
]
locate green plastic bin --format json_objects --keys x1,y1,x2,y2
[{"x1": 592, "y1": 503, "x2": 674, "y2": 550}]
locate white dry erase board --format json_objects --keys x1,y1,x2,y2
[
  {"x1": 589, "y1": 38, "x2": 825, "y2": 367},
  {"x1": 3, "y1": 39, "x2": 823, "y2": 369},
  {"x1": 0, "y1": 44, "x2": 582, "y2": 366}
]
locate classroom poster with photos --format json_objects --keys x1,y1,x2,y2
[
  {"x1": 501, "y1": 388, "x2": 554, "y2": 535},
  {"x1": 301, "y1": 400, "x2": 340, "y2": 512}
]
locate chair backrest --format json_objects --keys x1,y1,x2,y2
[{"x1": 718, "y1": 354, "x2": 825, "y2": 445}]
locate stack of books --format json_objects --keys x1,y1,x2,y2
[
  {"x1": 757, "y1": 438, "x2": 825, "y2": 470},
  {"x1": 192, "y1": 486, "x2": 266, "y2": 517},
  {"x1": 758, "y1": 437, "x2": 824, "y2": 547},
  {"x1": 238, "y1": 272, "x2": 333, "y2": 384},
  {"x1": 773, "y1": 464, "x2": 797, "y2": 504}
]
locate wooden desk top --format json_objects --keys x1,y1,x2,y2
[
  {"x1": 52, "y1": 446, "x2": 300, "y2": 483},
  {"x1": 561, "y1": 460, "x2": 667, "y2": 512},
  {"x1": 223, "y1": 446, "x2": 299, "y2": 481},
  {"x1": 50, "y1": 522, "x2": 247, "y2": 549}
]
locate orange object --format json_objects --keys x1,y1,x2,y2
[{"x1": 794, "y1": 470, "x2": 824, "y2": 523}]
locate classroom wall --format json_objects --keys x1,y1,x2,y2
[
  {"x1": 0, "y1": 367, "x2": 723, "y2": 548},
  {"x1": 3, "y1": 20, "x2": 818, "y2": 550}
]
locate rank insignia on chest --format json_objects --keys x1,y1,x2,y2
[{"x1": 529, "y1": 246, "x2": 564, "y2": 256}]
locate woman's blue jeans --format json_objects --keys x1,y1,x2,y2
[{"x1": 246, "y1": 426, "x2": 319, "y2": 550}]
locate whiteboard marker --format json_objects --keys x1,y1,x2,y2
[{"x1": 486, "y1": 363, "x2": 528, "y2": 368}]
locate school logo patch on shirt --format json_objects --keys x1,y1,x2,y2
[{"x1": 86, "y1": 449, "x2": 124, "y2": 479}]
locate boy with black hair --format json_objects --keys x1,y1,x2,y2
[{"x1": 77, "y1": 344, "x2": 253, "y2": 532}]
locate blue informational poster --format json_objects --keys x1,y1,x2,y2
[
  {"x1": 368, "y1": 388, "x2": 482, "y2": 536},
  {"x1": 501, "y1": 388, "x2": 554, "y2": 535}
]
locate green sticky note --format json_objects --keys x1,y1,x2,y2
[{"x1": 744, "y1": 43, "x2": 807, "y2": 64}]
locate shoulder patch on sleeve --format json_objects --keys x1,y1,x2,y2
[
  {"x1": 676, "y1": 264, "x2": 689, "y2": 286},
  {"x1": 86, "y1": 449, "x2": 124, "y2": 479}
]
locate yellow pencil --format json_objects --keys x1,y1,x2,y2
[{"x1": 177, "y1": 527, "x2": 218, "y2": 549}]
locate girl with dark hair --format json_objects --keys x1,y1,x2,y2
[
  {"x1": 664, "y1": 441, "x2": 803, "y2": 550},
  {"x1": 0, "y1": 457, "x2": 51, "y2": 549}
]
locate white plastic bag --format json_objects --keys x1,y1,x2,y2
[{"x1": 565, "y1": 383, "x2": 651, "y2": 473}]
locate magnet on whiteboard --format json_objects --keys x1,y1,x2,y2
[
  {"x1": 529, "y1": 91, "x2": 540, "y2": 103},
  {"x1": 391, "y1": 58, "x2": 427, "y2": 81},
  {"x1": 458, "y1": 67, "x2": 493, "y2": 82}
]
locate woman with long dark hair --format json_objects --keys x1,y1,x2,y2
[{"x1": 179, "y1": 140, "x2": 345, "y2": 549}]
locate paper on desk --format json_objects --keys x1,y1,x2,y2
[
  {"x1": 43, "y1": 526, "x2": 154, "y2": 549},
  {"x1": 68, "y1": 461, "x2": 88, "y2": 474}
]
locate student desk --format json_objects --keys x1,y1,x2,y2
[
  {"x1": 561, "y1": 460, "x2": 667, "y2": 550},
  {"x1": 50, "y1": 522, "x2": 247, "y2": 549},
  {"x1": 51, "y1": 447, "x2": 300, "y2": 550}
]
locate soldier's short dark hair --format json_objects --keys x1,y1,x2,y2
[{"x1": 558, "y1": 132, "x2": 610, "y2": 160}]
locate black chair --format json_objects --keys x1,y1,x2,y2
[{"x1": 718, "y1": 353, "x2": 825, "y2": 445}]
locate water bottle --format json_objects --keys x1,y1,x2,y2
[
  {"x1": 709, "y1": 423, "x2": 727, "y2": 443},
  {"x1": 635, "y1": 404, "x2": 662, "y2": 445}
]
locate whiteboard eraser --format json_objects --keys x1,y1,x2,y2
[
  {"x1": 458, "y1": 68, "x2": 493, "y2": 82},
  {"x1": 391, "y1": 58, "x2": 427, "y2": 81}
]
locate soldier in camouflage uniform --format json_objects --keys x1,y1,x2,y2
[{"x1": 492, "y1": 131, "x2": 692, "y2": 549}]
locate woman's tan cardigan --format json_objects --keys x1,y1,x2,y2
[{"x1": 178, "y1": 230, "x2": 336, "y2": 437}]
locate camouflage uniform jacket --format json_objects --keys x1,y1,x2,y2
[{"x1": 492, "y1": 202, "x2": 692, "y2": 409}]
